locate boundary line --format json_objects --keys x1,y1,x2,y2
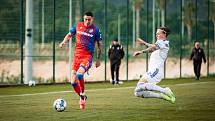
[{"x1": 0, "y1": 81, "x2": 212, "y2": 98}]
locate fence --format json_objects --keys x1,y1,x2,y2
[{"x1": 0, "y1": 0, "x2": 214, "y2": 85}]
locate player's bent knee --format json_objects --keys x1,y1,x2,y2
[
  {"x1": 71, "y1": 82, "x2": 78, "y2": 88},
  {"x1": 134, "y1": 91, "x2": 144, "y2": 98},
  {"x1": 134, "y1": 89, "x2": 141, "y2": 97},
  {"x1": 136, "y1": 82, "x2": 147, "y2": 91},
  {"x1": 141, "y1": 91, "x2": 152, "y2": 98},
  {"x1": 134, "y1": 91, "x2": 139, "y2": 97},
  {"x1": 134, "y1": 90, "x2": 152, "y2": 98},
  {"x1": 76, "y1": 73, "x2": 84, "y2": 80}
]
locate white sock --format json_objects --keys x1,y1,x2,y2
[
  {"x1": 134, "y1": 90, "x2": 161, "y2": 98},
  {"x1": 137, "y1": 82, "x2": 166, "y2": 94}
]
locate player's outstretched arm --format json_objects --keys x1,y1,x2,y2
[
  {"x1": 142, "y1": 46, "x2": 156, "y2": 53},
  {"x1": 133, "y1": 51, "x2": 142, "y2": 57},
  {"x1": 136, "y1": 38, "x2": 146, "y2": 45},
  {"x1": 136, "y1": 38, "x2": 153, "y2": 47},
  {"x1": 59, "y1": 33, "x2": 72, "y2": 48},
  {"x1": 133, "y1": 46, "x2": 156, "y2": 57}
]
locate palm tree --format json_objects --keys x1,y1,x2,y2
[{"x1": 183, "y1": 1, "x2": 195, "y2": 42}]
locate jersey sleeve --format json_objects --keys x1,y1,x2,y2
[
  {"x1": 69, "y1": 24, "x2": 76, "y2": 36},
  {"x1": 95, "y1": 28, "x2": 102, "y2": 42},
  {"x1": 155, "y1": 40, "x2": 169, "y2": 49}
]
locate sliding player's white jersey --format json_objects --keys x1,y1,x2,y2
[{"x1": 149, "y1": 40, "x2": 169, "y2": 69}]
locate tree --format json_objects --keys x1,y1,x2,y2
[
  {"x1": 0, "y1": 0, "x2": 20, "y2": 41},
  {"x1": 183, "y1": 1, "x2": 195, "y2": 42},
  {"x1": 132, "y1": 0, "x2": 143, "y2": 47},
  {"x1": 157, "y1": 0, "x2": 165, "y2": 26},
  {"x1": 210, "y1": 1, "x2": 215, "y2": 47}
]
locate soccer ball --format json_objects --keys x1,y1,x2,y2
[
  {"x1": 28, "y1": 80, "x2": 36, "y2": 86},
  {"x1": 53, "y1": 99, "x2": 67, "y2": 112}
]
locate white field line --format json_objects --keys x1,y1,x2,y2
[
  {"x1": 0, "y1": 81, "x2": 213, "y2": 98},
  {"x1": 174, "y1": 81, "x2": 211, "y2": 86},
  {"x1": 0, "y1": 86, "x2": 133, "y2": 98}
]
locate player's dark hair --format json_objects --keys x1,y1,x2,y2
[
  {"x1": 113, "y1": 38, "x2": 118, "y2": 42},
  {"x1": 84, "y1": 11, "x2": 93, "y2": 17},
  {"x1": 159, "y1": 27, "x2": 170, "y2": 37},
  {"x1": 194, "y1": 41, "x2": 199, "y2": 44}
]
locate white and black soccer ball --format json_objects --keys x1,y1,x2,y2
[
  {"x1": 28, "y1": 80, "x2": 36, "y2": 86},
  {"x1": 53, "y1": 99, "x2": 67, "y2": 112}
]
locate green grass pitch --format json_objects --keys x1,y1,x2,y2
[{"x1": 0, "y1": 77, "x2": 215, "y2": 121}]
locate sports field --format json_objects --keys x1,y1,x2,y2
[{"x1": 0, "y1": 77, "x2": 215, "y2": 121}]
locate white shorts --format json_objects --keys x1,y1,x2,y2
[{"x1": 141, "y1": 67, "x2": 164, "y2": 84}]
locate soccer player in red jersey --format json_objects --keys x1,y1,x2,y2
[{"x1": 59, "y1": 11, "x2": 102, "y2": 109}]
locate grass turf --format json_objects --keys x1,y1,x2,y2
[{"x1": 0, "y1": 77, "x2": 215, "y2": 121}]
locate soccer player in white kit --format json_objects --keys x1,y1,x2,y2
[{"x1": 133, "y1": 27, "x2": 176, "y2": 103}]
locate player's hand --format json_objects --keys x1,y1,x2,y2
[
  {"x1": 59, "y1": 41, "x2": 67, "y2": 48},
  {"x1": 133, "y1": 51, "x2": 141, "y2": 57},
  {"x1": 136, "y1": 38, "x2": 146, "y2": 45},
  {"x1": 95, "y1": 60, "x2": 101, "y2": 68}
]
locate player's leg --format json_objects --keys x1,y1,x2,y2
[
  {"x1": 110, "y1": 62, "x2": 115, "y2": 84},
  {"x1": 136, "y1": 68, "x2": 175, "y2": 95},
  {"x1": 70, "y1": 70, "x2": 81, "y2": 96},
  {"x1": 76, "y1": 66, "x2": 87, "y2": 109},
  {"x1": 135, "y1": 81, "x2": 166, "y2": 94},
  {"x1": 196, "y1": 62, "x2": 202, "y2": 80},
  {"x1": 78, "y1": 57, "x2": 92, "y2": 95},
  {"x1": 135, "y1": 73, "x2": 166, "y2": 93},
  {"x1": 70, "y1": 56, "x2": 82, "y2": 96},
  {"x1": 76, "y1": 66, "x2": 85, "y2": 94},
  {"x1": 135, "y1": 80, "x2": 175, "y2": 97},
  {"x1": 77, "y1": 57, "x2": 92, "y2": 109},
  {"x1": 193, "y1": 61, "x2": 198, "y2": 79},
  {"x1": 115, "y1": 61, "x2": 121, "y2": 84},
  {"x1": 134, "y1": 90, "x2": 162, "y2": 98},
  {"x1": 134, "y1": 83, "x2": 175, "y2": 103},
  {"x1": 134, "y1": 76, "x2": 175, "y2": 103}
]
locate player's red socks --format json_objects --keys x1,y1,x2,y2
[
  {"x1": 79, "y1": 79, "x2": 85, "y2": 93},
  {"x1": 71, "y1": 73, "x2": 85, "y2": 96},
  {"x1": 76, "y1": 73, "x2": 85, "y2": 93},
  {"x1": 71, "y1": 82, "x2": 81, "y2": 96}
]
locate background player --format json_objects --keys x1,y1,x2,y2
[
  {"x1": 190, "y1": 41, "x2": 206, "y2": 80},
  {"x1": 133, "y1": 27, "x2": 175, "y2": 103},
  {"x1": 108, "y1": 38, "x2": 124, "y2": 85},
  {"x1": 59, "y1": 11, "x2": 102, "y2": 109}
]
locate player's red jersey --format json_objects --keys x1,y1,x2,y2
[{"x1": 69, "y1": 22, "x2": 102, "y2": 71}]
